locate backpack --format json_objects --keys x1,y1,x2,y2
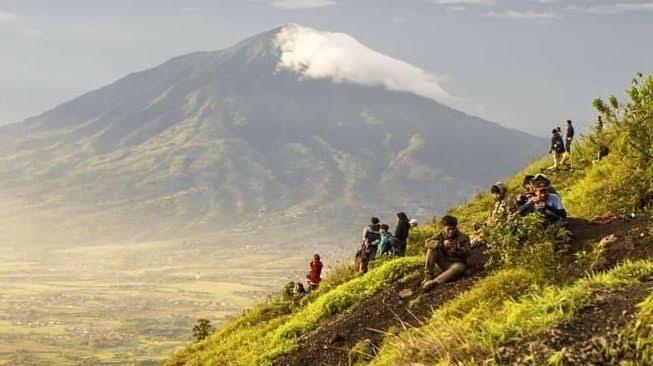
[
  {"x1": 554, "y1": 136, "x2": 566, "y2": 154},
  {"x1": 365, "y1": 224, "x2": 381, "y2": 246}
]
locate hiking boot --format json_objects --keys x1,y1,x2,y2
[{"x1": 421, "y1": 279, "x2": 439, "y2": 292}]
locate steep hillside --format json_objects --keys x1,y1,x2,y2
[
  {"x1": 164, "y1": 74, "x2": 652, "y2": 366},
  {"x1": 0, "y1": 25, "x2": 544, "y2": 244}
]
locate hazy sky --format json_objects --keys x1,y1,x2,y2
[{"x1": 1, "y1": 0, "x2": 651, "y2": 136}]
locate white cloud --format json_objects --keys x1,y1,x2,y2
[
  {"x1": 483, "y1": 10, "x2": 559, "y2": 19},
  {"x1": 270, "y1": 0, "x2": 336, "y2": 9},
  {"x1": 0, "y1": 10, "x2": 18, "y2": 23},
  {"x1": 275, "y1": 25, "x2": 452, "y2": 103},
  {"x1": 586, "y1": 2, "x2": 653, "y2": 14}
]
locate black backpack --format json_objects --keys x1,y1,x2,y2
[
  {"x1": 365, "y1": 224, "x2": 381, "y2": 246},
  {"x1": 554, "y1": 136, "x2": 566, "y2": 154}
]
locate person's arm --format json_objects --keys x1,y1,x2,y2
[
  {"x1": 362, "y1": 227, "x2": 369, "y2": 242},
  {"x1": 545, "y1": 195, "x2": 567, "y2": 218},
  {"x1": 549, "y1": 137, "x2": 555, "y2": 153},
  {"x1": 425, "y1": 234, "x2": 442, "y2": 250},
  {"x1": 517, "y1": 198, "x2": 536, "y2": 216}
]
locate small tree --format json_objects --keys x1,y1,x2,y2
[
  {"x1": 192, "y1": 318, "x2": 214, "y2": 342},
  {"x1": 592, "y1": 73, "x2": 653, "y2": 211}
]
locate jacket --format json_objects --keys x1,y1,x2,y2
[
  {"x1": 378, "y1": 232, "x2": 395, "y2": 255},
  {"x1": 425, "y1": 231, "x2": 471, "y2": 263},
  {"x1": 308, "y1": 260, "x2": 323, "y2": 285}
]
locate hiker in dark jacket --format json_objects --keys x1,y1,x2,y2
[
  {"x1": 422, "y1": 215, "x2": 471, "y2": 292},
  {"x1": 394, "y1": 212, "x2": 410, "y2": 256},
  {"x1": 559, "y1": 120, "x2": 574, "y2": 169},
  {"x1": 565, "y1": 120, "x2": 574, "y2": 153},
  {"x1": 307, "y1": 253, "x2": 323, "y2": 291},
  {"x1": 518, "y1": 175, "x2": 567, "y2": 224},
  {"x1": 377, "y1": 224, "x2": 396, "y2": 256},
  {"x1": 358, "y1": 217, "x2": 381, "y2": 273},
  {"x1": 548, "y1": 128, "x2": 566, "y2": 170}
]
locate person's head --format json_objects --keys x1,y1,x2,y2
[
  {"x1": 523, "y1": 175, "x2": 535, "y2": 190},
  {"x1": 567, "y1": 120, "x2": 572, "y2": 125},
  {"x1": 551, "y1": 128, "x2": 558, "y2": 134},
  {"x1": 397, "y1": 212, "x2": 408, "y2": 222},
  {"x1": 370, "y1": 217, "x2": 380, "y2": 225},
  {"x1": 294, "y1": 282, "x2": 305, "y2": 293},
  {"x1": 313, "y1": 252, "x2": 320, "y2": 261},
  {"x1": 534, "y1": 185, "x2": 549, "y2": 200},
  {"x1": 598, "y1": 116, "x2": 603, "y2": 122},
  {"x1": 531, "y1": 174, "x2": 551, "y2": 199},
  {"x1": 440, "y1": 215, "x2": 458, "y2": 237},
  {"x1": 490, "y1": 182, "x2": 507, "y2": 201},
  {"x1": 380, "y1": 224, "x2": 389, "y2": 234},
  {"x1": 409, "y1": 219, "x2": 418, "y2": 228},
  {"x1": 556, "y1": 126, "x2": 562, "y2": 133}
]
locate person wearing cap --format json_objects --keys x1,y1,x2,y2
[
  {"x1": 548, "y1": 128, "x2": 566, "y2": 170},
  {"x1": 421, "y1": 215, "x2": 471, "y2": 292},
  {"x1": 517, "y1": 175, "x2": 566, "y2": 223},
  {"x1": 394, "y1": 212, "x2": 411, "y2": 257},
  {"x1": 307, "y1": 252, "x2": 323, "y2": 291}
]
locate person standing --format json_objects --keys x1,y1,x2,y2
[
  {"x1": 394, "y1": 212, "x2": 410, "y2": 257},
  {"x1": 560, "y1": 120, "x2": 574, "y2": 169},
  {"x1": 307, "y1": 253, "x2": 323, "y2": 291},
  {"x1": 548, "y1": 128, "x2": 566, "y2": 170},
  {"x1": 358, "y1": 217, "x2": 381, "y2": 273},
  {"x1": 565, "y1": 120, "x2": 574, "y2": 153}
]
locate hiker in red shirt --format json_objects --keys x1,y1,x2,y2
[{"x1": 307, "y1": 253, "x2": 323, "y2": 291}]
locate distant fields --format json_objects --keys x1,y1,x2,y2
[{"x1": 0, "y1": 238, "x2": 314, "y2": 365}]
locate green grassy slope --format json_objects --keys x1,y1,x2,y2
[{"x1": 164, "y1": 75, "x2": 653, "y2": 366}]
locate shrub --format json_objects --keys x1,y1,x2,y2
[
  {"x1": 481, "y1": 214, "x2": 570, "y2": 282},
  {"x1": 192, "y1": 319, "x2": 214, "y2": 342}
]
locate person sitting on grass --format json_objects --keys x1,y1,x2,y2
[
  {"x1": 488, "y1": 182, "x2": 513, "y2": 225},
  {"x1": 293, "y1": 282, "x2": 307, "y2": 298},
  {"x1": 472, "y1": 182, "x2": 513, "y2": 246},
  {"x1": 517, "y1": 175, "x2": 567, "y2": 224},
  {"x1": 421, "y1": 215, "x2": 471, "y2": 292},
  {"x1": 306, "y1": 252, "x2": 323, "y2": 291},
  {"x1": 377, "y1": 224, "x2": 397, "y2": 256}
]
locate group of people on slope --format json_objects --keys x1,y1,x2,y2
[
  {"x1": 421, "y1": 173, "x2": 567, "y2": 291},
  {"x1": 297, "y1": 173, "x2": 567, "y2": 296},
  {"x1": 356, "y1": 213, "x2": 417, "y2": 274},
  {"x1": 297, "y1": 120, "x2": 579, "y2": 295}
]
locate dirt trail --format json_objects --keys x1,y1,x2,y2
[
  {"x1": 497, "y1": 282, "x2": 653, "y2": 365},
  {"x1": 271, "y1": 217, "x2": 651, "y2": 366}
]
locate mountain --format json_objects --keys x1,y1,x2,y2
[{"x1": 0, "y1": 25, "x2": 545, "y2": 243}]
